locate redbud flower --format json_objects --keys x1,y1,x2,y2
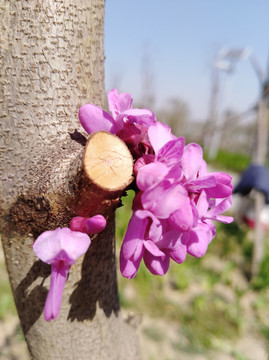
[
  {"x1": 120, "y1": 121, "x2": 234, "y2": 278},
  {"x1": 70, "y1": 214, "x2": 106, "y2": 234},
  {"x1": 33, "y1": 228, "x2": 91, "y2": 321},
  {"x1": 78, "y1": 88, "x2": 156, "y2": 157}
]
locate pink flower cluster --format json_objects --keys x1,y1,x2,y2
[
  {"x1": 79, "y1": 89, "x2": 234, "y2": 279},
  {"x1": 33, "y1": 88, "x2": 233, "y2": 321}
]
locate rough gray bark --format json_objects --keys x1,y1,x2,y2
[{"x1": 0, "y1": 1, "x2": 140, "y2": 359}]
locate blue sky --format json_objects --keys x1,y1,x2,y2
[{"x1": 104, "y1": 1, "x2": 269, "y2": 120}]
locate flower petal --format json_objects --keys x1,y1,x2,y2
[
  {"x1": 143, "y1": 240, "x2": 166, "y2": 257},
  {"x1": 136, "y1": 210, "x2": 163, "y2": 242},
  {"x1": 198, "y1": 160, "x2": 208, "y2": 177},
  {"x1": 206, "y1": 196, "x2": 233, "y2": 223},
  {"x1": 169, "y1": 196, "x2": 194, "y2": 232},
  {"x1": 69, "y1": 217, "x2": 86, "y2": 233},
  {"x1": 70, "y1": 215, "x2": 106, "y2": 234},
  {"x1": 186, "y1": 175, "x2": 216, "y2": 192},
  {"x1": 33, "y1": 228, "x2": 91, "y2": 265},
  {"x1": 142, "y1": 181, "x2": 188, "y2": 219},
  {"x1": 118, "y1": 93, "x2": 133, "y2": 113},
  {"x1": 148, "y1": 122, "x2": 176, "y2": 154},
  {"x1": 116, "y1": 122, "x2": 141, "y2": 152},
  {"x1": 108, "y1": 88, "x2": 133, "y2": 118},
  {"x1": 143, "y1": 251, "x2": 170, "y2": 275},
  {"x1": 136, "y1": 162, "x2": 169, "y2": 191},
  {"x1": 85, "y1": 215, "x2": 106, "y2": 234},
  {"x1": 154, "y1": 228, "x2": 181, "y2": 249},
  {"x1": 44, "y1": 261, "x2": 70, "y2": 321},
  {"x1": 196, "y1": 190, "x2": 209, "y2": 218},
  {"x1": 120, "y1": 212, "x2": 147, "y2": 259},
  {"x1": 79, "y1": 104, "x2": 117, "y2": 134},
  {"x1": 157, "y1": 137, "x2": 185, "y2": 167},
  {"x1": 134, "y1": 154, "x2": 155, "y2": 175},
  {"x1": 120, "y1": 241, "x2": 144, "y2": 279},
  {"x1": 181, "y1": 143, "x2": 203, "y2": 180},
  {"x1": 205, "y1": 172, "x2": 233, "y2": 198},
  {"x1": 182, "y1": 222, "x2": 215, "y2": 257},
  {"x1": 164, "y1": 242, "x2": 187, "y2": 264},
  {"x1": 122, "y1": 108, "x2": 156, "y2": 126}
]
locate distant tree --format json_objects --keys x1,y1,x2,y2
[
  {"x1": 157, "y1": 98, "x2": 189, "y2": 137},
  {"x1": 220, "y1": 109, "x2": 256, "y2": 155},
  {"x1": 140, "y1": 45, "x2": 156, "y2": 109}
]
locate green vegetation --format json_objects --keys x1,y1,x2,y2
[
  {"x1": 231, "y1": 351, "x2": 251, "y2": 360},
  {"x1": 115, "y1": 190, "x2": 269, "y2": 356},
  {"x1": 0, "y1": 263, "x2": 16, "y2": 320},
  {"x1": 251, "y1": 253, "x2": 269, "y2": 290},
  {"x1": 143, "y1": 326, "x2": 164, "y2": 343},
  {"x1": 204, "y1": 149, "x2": 251, "y2": 173}
]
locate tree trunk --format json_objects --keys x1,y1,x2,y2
[{"x1": 0, "y1": 1, "x2": 140, "y2": 359}]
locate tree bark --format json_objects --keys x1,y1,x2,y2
[{"x1": 0, "y1": 1, "x2": 140, "y2": 359}]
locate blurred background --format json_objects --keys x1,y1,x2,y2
[{"x1": 1, "y1": 1, "x2": 269, "y2": 359}]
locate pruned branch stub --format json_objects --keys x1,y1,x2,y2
[{"x1": 83, "y1": 131, "x2": 134, "y2": 192}]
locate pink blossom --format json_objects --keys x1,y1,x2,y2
[
  {"x1": 70, "y1": 214, "x2": 106, "y2": 234},
  {"x1": 120, "y1": 205, "x2": 189, "y2": 278},
  {"x1": 147, "y1": 122, "x2": 177, "y2": 153},
  {"x1": 180, "y1": 191, "x2": 233, "y2": 257},
  {"x1": 79, "y1": 89, "x2": 156, "y2": 157},
  {"x1": 120, "y1": 209, "x2": 171, "y2": 278},
  {"x1": 120, "y1": 121, "x2": 234, "y2": 278},
  {"x1": 33, "y1": 228, "x2": 91, "y2": 321}
]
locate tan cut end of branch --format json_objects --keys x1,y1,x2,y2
[{"x1": 84, "y1": 131, "x2": 134, "y2": 191}]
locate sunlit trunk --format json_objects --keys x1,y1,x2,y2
[{"x1": 0, "y1": 1, "x2": 140, "y2": 359}]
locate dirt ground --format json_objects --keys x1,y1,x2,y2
[
  {"x1": 0, "y1": 263, "x2": 268, "y2": 360},
  {"x1": 1, "y1": 173, "x2": 269, "y2": 359},
  {"x1": 0, "y1": 298, "x2": 268, "y2": 360}
]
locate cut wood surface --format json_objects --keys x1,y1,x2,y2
[{"x1": 84, "y1": 131, "x2": 134, "y2": 191}]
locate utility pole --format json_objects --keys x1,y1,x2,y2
[
  {"x1": 203, "y1": 68, "x2": 219, "y2": 151},
  {"x1": 251, "y1": 76, "x2": 269, "y2": 276},
  {"x1": 205, "y1": 47, "x2": 251, "y2": 159},
  {"x1": 205, "y1": 47, "x2": 269, "y2": 276}
]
